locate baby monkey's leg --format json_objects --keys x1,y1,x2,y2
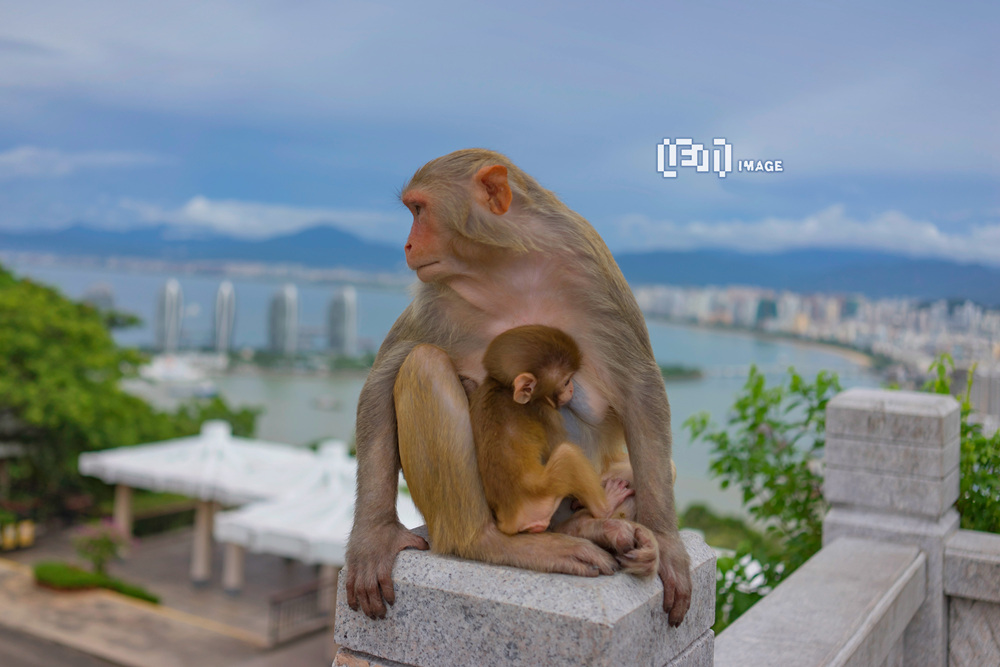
[{"x1": 501, "y1": 442, "x2": 609, "y2": 535}]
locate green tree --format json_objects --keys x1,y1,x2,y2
[{"x1": 0, "y1": 265, "x2": 258, "y2": 514}]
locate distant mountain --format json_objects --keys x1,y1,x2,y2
[
  {"x1": 0, "y1": 224, "x2": 405, "y2": 273},
  {"x1": 615, "y1": 248, "x2": 1000, "y2": 305},
  {"x1": 2, "y1": 225, "x2": 998, "y2": 304}
]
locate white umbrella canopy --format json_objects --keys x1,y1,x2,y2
[
  {"x1": 215, "y1": 440, "x2": 424, "y2": 565},
  {"x1": 78, "y1": 420, "x2": 319, "y2": 506}
]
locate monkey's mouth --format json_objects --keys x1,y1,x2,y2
[{"x1": 412, "y1": 261, "x2": 442, "y2": 278}]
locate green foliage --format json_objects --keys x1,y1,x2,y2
[
  {"x1": 684, "y1": 365, "x2": 841, "y2": 632},
  {"x1": 680, "y1": 503, "x2": 780, "y2": 557},
  {"x1": 72, "y1": 520, "x2": 131, "y2": 574},
  {"x1": 688, "y1": 353, "x2": 1000, "y2": 634},
  {"x1": 0, "y1": 264, "x2": 258, "y2": 514},
  {"x1": 658, "y1": 364, "x2": 703, "y2": 380},
  {"x1": 33, "y1": 560, "x2": 159, "y2": 603},
  {"x1": 330, "y1": 352, "x2": 376, "y2": 370},
  {"x1": 923, "y1": 354, "x2": 1000, "y2": 533}
]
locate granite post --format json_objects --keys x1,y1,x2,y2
[
  {"x1": 334, "y1": 530, "x2": 715, "y2": 667},
  {"x1": 823, "y1": 388, "x2": 961, "y2": 667}
]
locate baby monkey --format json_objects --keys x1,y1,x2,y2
[{"x1": 471, "y1": 325, "x2": 633, "y2": 535}]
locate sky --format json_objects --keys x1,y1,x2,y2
[{"x1": 0, "y1": 1, "x2": 997, "y2": 264}]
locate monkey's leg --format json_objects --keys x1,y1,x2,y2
[
  {"x1": 395, "y1": 344, "x2": 488, "y2": 554},
  {"x1": 395, "y1": 345, "x2": 618, "y2": 577},
  {"x1": 539, "y1": 442, "x2": 610, "y2": 519}
]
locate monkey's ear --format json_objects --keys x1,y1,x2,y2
[
  {"x1": 475, "y1": 165, "x2": 513, "y2": 215},
  {"x1": 512, "y1": 372, "x2": 536, "y2": 404}
]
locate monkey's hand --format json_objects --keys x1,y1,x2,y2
[
  {"x1": 654, "y1": 530, "x2": 692, "y2": 627},
  {"x1": 345, "y1": 522, "x2": 429, "y2": 620}
]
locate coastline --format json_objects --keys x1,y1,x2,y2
[{"x1": 648, "y1": 317, "x2": 874, "y2": 369}]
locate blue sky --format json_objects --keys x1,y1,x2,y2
[{"x1": 1, "y1": 1, "x2": 997, "y2": 263}]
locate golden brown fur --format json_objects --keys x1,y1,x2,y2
[
  {"x1": 345, "y1": 149, "x2": 691, "y2": 626},
  {"x1": 471, "y1": 326, "x2": 609, "y2": 535}
]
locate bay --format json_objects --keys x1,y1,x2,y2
[{"x1": 6, "y1": 260, "x2": 880, "y2": 514}]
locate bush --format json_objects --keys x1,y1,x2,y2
[
  {"x1": 34, "y1": 561, "x2": 101, "y2": 590},
  {"x1": 684, "y1": 365, "x2": 841, "y2": 632},
  {"x1": 924, "y1": 354, "x2": 1000, "y2": 534},
  {"x1": 33, "y1": 561, "x2": 159, "y2": 603},
  {"x1": 72, "y1": 520, "x2": 131, "y2": 574}
]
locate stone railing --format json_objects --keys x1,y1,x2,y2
[
  {"x1": 333, "y1": 387, "x2": 1000, "y2": 665},
  {"x1": 945, "y1": 529, "x2": 1000, "y2": 666}
]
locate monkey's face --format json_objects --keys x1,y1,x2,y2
[{"x1": 402, "y1": 190, "x2": 452, "y2": 281}]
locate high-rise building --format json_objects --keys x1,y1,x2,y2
[
  {"x1": 156, "y1": 279, "x2": 184, "y2": 352},
  {"x1": 327, "y1": 286, "x2": 359, "y2": 357},
  {"x1": 269, "y1": 283, "x2": 299, "y2": 355},
  {"x1": 214, "y1": 281, "x2": 236, "y2": 354}
]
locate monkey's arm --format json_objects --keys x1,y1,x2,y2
[
  {"x1": 345, "y1": 313, "x2": 429, "y2": 619},
  {"x1": 592, "y1": 278, "x2": 692, "y2": 625},
  {"x1": 618, "y1": 357, "x2": 692, "y2": 626}
]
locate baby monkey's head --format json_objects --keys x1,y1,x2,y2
[{"x1": 483, "y1": 325, "x2": 581, "y2": 408}]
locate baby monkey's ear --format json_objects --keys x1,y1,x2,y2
[{"x1": 512, "y1": 373, "x2": 537, "y2": 404}]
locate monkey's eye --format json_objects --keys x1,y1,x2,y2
[{"x1": 413, "y1": 204, "x2": 422, "y2": 215}]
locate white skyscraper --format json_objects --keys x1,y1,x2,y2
[
  {"x1": 327, "y1": 286, "x2": 359, "y2": 357},
  {"x1": 214, "y1": 281, "x2": 236, "y2": 354},
  {"x1": 269, "y1": 283, "x2": 299, "y2": 355},
  {"x1": 156, "y1": 279, "x2": 184, "y2": 352}
]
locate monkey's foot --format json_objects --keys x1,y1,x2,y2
[
  {"x1": 604, "y1": 519, "x2": 659, "y2": 578},
  {"x1": 468, "y1": 523, "x2": 619, "y2": 577},
  {"x1": 602, "y1": 478, "x2": 634, "y2": 518}
]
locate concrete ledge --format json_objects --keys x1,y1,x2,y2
[
  {"x1": 825, "y1": 464, "x2": 959, "y2": 518},
  {"x1": 715, "y1": 537, "x2": 926, "y2": 667},
  {"x1": 334, "y1": 531, "x2": 714, "y2": 667},
  {"x1": 945, "y1": 529, "x2": 1000, "y2": 604},
  {"x1": 827, "y1": 388, "x2": 960, "y2": 446}
]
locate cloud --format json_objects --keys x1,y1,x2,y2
[
  {"x1": 0, "y1": 146, "x2": 164, "y2": 180},
  {"x1": 119, "y1": 196, "x2": 406, "y2": 242},
  {"x1": 615, "y1": 205, "x2": 1000, "y2": 266}
]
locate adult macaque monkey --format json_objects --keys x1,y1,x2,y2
[{"x1": 345, "y1": 149, "x2": 692, "y2": 627}]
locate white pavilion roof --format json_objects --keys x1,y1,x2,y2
[
  {"x1": 78, "y1": 421, "x2": 320, "y2": 506},
  {"x1": 215, "y1": 440, "x2": 424, "y2": 565}
]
